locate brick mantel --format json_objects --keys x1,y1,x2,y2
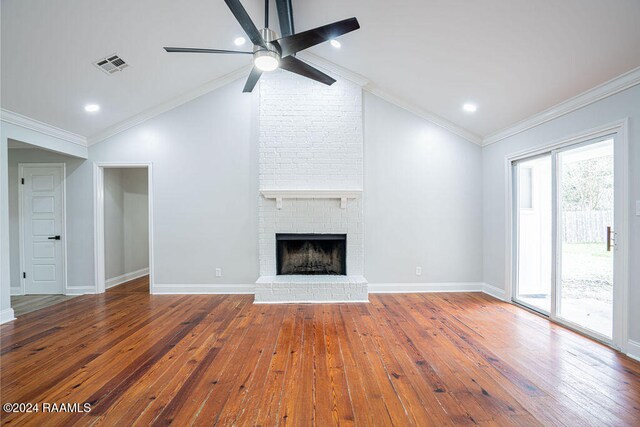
[{"x1": 256, "y1": 70, "x2": 367, "y2": 302}]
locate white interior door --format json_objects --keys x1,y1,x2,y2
[{"x1": 20, "y1": 164, "x2": 65, "y2": 294}]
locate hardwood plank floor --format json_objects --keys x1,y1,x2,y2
[
  {"x1": 1, "y1": 277, "x2": 639, "y2": 426},
  {"x1": 10, "y1": 294, "x2": 79, "y2": 317}
]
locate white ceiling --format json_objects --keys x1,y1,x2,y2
[{"x1": 2, "y1": 0, "x2": 640, "y2": 141}]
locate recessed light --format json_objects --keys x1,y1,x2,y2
[
  {"x1": 84, "y1": 104, "x2": 100, "y2": 113},
  {"x1": 234, "y1": 37, "x2": 246, "y2": 46},
  {"x1": 330, "y1": 39, "x2": 341, "y2": 48},
  {"x1": 462, "y1": 103, "x2": 477, "y2": 113}
]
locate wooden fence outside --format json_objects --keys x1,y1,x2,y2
[{"x1": 562, "y1": 210, "x2": 612, "y2": 243}]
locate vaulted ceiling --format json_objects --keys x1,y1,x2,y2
[{"x1": 2, "y1": 0, "x2": 640, "y2": 142}]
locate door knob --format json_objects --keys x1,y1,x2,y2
[{"x1": 47, "y1": 235, "x2": 61, "y2": 240}]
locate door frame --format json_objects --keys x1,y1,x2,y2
[
  {"x1": 18, "y1": 163, "x2": 68, "y2": 295},
  {"x1": 94, "y1": 162, "x2": 154, "y2": 294},
  {"x1": 504, "y1": 118, "x2": 629, "y2": 350}
]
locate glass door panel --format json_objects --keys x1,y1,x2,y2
[
  {"x1": 557, "y1": 139, "x2": 614, "y2": 338},
  {"x1": 514, "y1": 155, "x2": 552, "y2": 313}
]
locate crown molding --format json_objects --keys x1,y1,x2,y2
[
  {"x1": 87, "y1": 65, "x2": 253, "y2": 145},
  {"x1": 364, "y1": 87, "x2": 483, "y2": 146},
  {"x1": 296, "y1": 52, "x2": 370, "y2": 87},
  {"x1": 0, "y1": 109, "x2": 87, "y2": 146},
  {"x1": 483, "y1": 66, "x2": 640, "y2": 146}
]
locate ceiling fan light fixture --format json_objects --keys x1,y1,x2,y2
[
  {"x1": 463, "y1": 103, "x2": 478, "y2": 113},
  {"x1": 254, "y1": 50, "x2": 280, "y2": 72}
]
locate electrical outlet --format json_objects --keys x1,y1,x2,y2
[
  {"x1": 415, "y1": 266, "x2": 422, "y2": 276},
  {"x1": 215, "y1": 268, "x2": 222, "y2": 277}
]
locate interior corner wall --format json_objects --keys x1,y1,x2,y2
[
  {"x1": 363, "y1": 92, "x2": 484, "y2": 285},
  {"x1": 104, "y1": 168, "x2": 125, "y2": 280},
  {"x1": 7, "y1": 147, "x2": 94, "y2": 293},
  {"x1": 122, "y1": 168, "x2": 149, "y2": 275},
  {"x1": 481, "y1": 84, "x2": 640, "y2": 343},
  {"x1": 104, "y1": 168, "x2": 149, "y2": 283},
  {"x1": 89, "y1": 78, "x2": 259, "y2": 289}
]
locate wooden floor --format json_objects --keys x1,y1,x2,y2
[
  {"x1": 1, "y1": 277, "x2": 639, "y2": 426},
  {"x1": 10, "y1": 294, "x2": 79, "y2": 317}
]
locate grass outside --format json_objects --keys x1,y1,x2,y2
[{"x1": 561, "y1": 243, "x2": 613, "y2": 303}]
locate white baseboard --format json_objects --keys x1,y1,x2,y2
[
  {"x1": 65, "y1": 287, "x2": 97, "y2": 295},
  {"x1": 368, "y1": 282, "x2": 484, "y2": 293},
  {"x1": 255, "y1": 299, "x2": 370, "y2": 304},
  {"x1": 483, "y1": 283, "x2": 507, "y2": 301},
  {"x1": 10, "y1": 287, "x2": 21, "y2": 296},
  {"x1": 106, "y1": 268, "x2": 149, "y2": 289},
  {"x1": 626, "y1": 340, "x2": 640, "y2": 362},
  {"x1": 0, "y1": 308, "x2": 16, "y2": 324},
  {"x1": 152, "y1": 284, "x2": 255, "y2": 294}
]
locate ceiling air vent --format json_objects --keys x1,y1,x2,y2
[{"x1": 94, "y1": 54, "x2": 128, "y2": 74}]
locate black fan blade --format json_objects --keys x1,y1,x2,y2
[
  {"x1": 243, "y1": 67, "x2": 263, "y2": 92},
  {"x1": 279, "y1": 56, "x2": 336, "y2": 86},
  {"x1": 275, "y1": 0, "x2": 295, "y2": 37},
  {"x1": 164, "y1": 47, "x2": 253, "y2": 54},
  {"x1": 224, "y1": 0, "x2": 266, "y2": 47},
  {"x1": 273, "y1": 17, "x2": 359, "y2": 57}
]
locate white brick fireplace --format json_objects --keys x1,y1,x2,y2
[{"x1": 255, "y1": 70, "x2": 368, "y2": 303}]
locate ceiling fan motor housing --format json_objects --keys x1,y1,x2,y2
[{"x1": 254, "y1": 28, "x2": 281, "y2": 71}]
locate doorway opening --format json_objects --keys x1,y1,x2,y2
[
  {"x1": 510, "y1": 126, "x2": 627, "y2": 347},
  {"x1": 95, "y1": 164, "x2": 153, "y2": 294}
]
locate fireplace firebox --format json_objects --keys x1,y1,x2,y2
[{"x1": 276, "y1": 234, "x2": 346, "y2": 275}]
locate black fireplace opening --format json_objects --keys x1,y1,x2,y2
[{"x1": 276, "y1": 233, "x2": 346, "y2": 275}]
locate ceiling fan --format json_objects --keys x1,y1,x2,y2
[{"x1": 164, "y1": 0, "x2": 360, "y2": 92}]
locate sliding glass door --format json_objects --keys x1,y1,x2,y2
[
  {"x1": 513, "y1": 136, "x2": 617, "y2": 342},
  {"x1": 514, "y1": 155, "x2": 552, "y2": 314},
  {"x1": 556, "y1": 139, "x2": 614, "y2": 338}
]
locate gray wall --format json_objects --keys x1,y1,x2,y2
[
  {"x1": 104, "y1": 168, "x2": 149, "y2": 281},
  {"x1": 89, "y1": 79, "x2": 260, "y2": 286},
  {"x1": 88, "y1": 80, "x2": 485, "y2": 288},
  {"x1": 482, "y1": 84, "x2": 640, "y2": 342},
  {"x1": 8, "y1": 147, "x2": 94, "y2": 293},
  {"x1": 363, "y1": 93, "x2": 483, "y2": 283}
]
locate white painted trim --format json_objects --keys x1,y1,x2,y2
[
  {"x1": 626, "y1": 340, "x2": 640, "y2": 362},
  {"x1": 94, "y1": 162, "x2": 154, "y2": 294},
  {"x1": 18, "y1": 163, "x2": 68, "y2": 296},
  {"x1": 364, "y1": 87, "x2": 483, "y2": 146},
  {"x1": 296, "y1": 52, "x2": 370, "y2": 87},
  {"x1": 152, "y1": 284, "x2": 255, "y2": 294},
  {"x1": 260, "y1": 189, "x2": 362, "y2": 198},
  {"x1": 369, "y1": 282, "x2": 484, "y2": 293},
  {"x1": 0, "y1": 308, "x2": 16, "y2": 324},
  {"x1": 260, "y1": 189, "x2": 361, "y2": 208},
  {"x1": 87, "y1": 66, "x2": 252, "y2": 145},
  {"x1": 504, "y1": 119, "x2": 630, "y2": 350},
  {"x1": 484, "y1": 66, "x2": 640, "y2": 145},
  {"x1": 255, "y1": 299, "x2": 370, "y2": 304},
  {"x1": 1, "y1": 109, "x2": 87, "y2": 146},
  {"x1": 483, "y1": 283, "x2": 506, "y2": 301},
  {"x1": 65, "y1": 287, "x2": 97, "y2": 295},
  {"x1": 106, "y1": 268, "x2": 149, "y2": 289}
]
